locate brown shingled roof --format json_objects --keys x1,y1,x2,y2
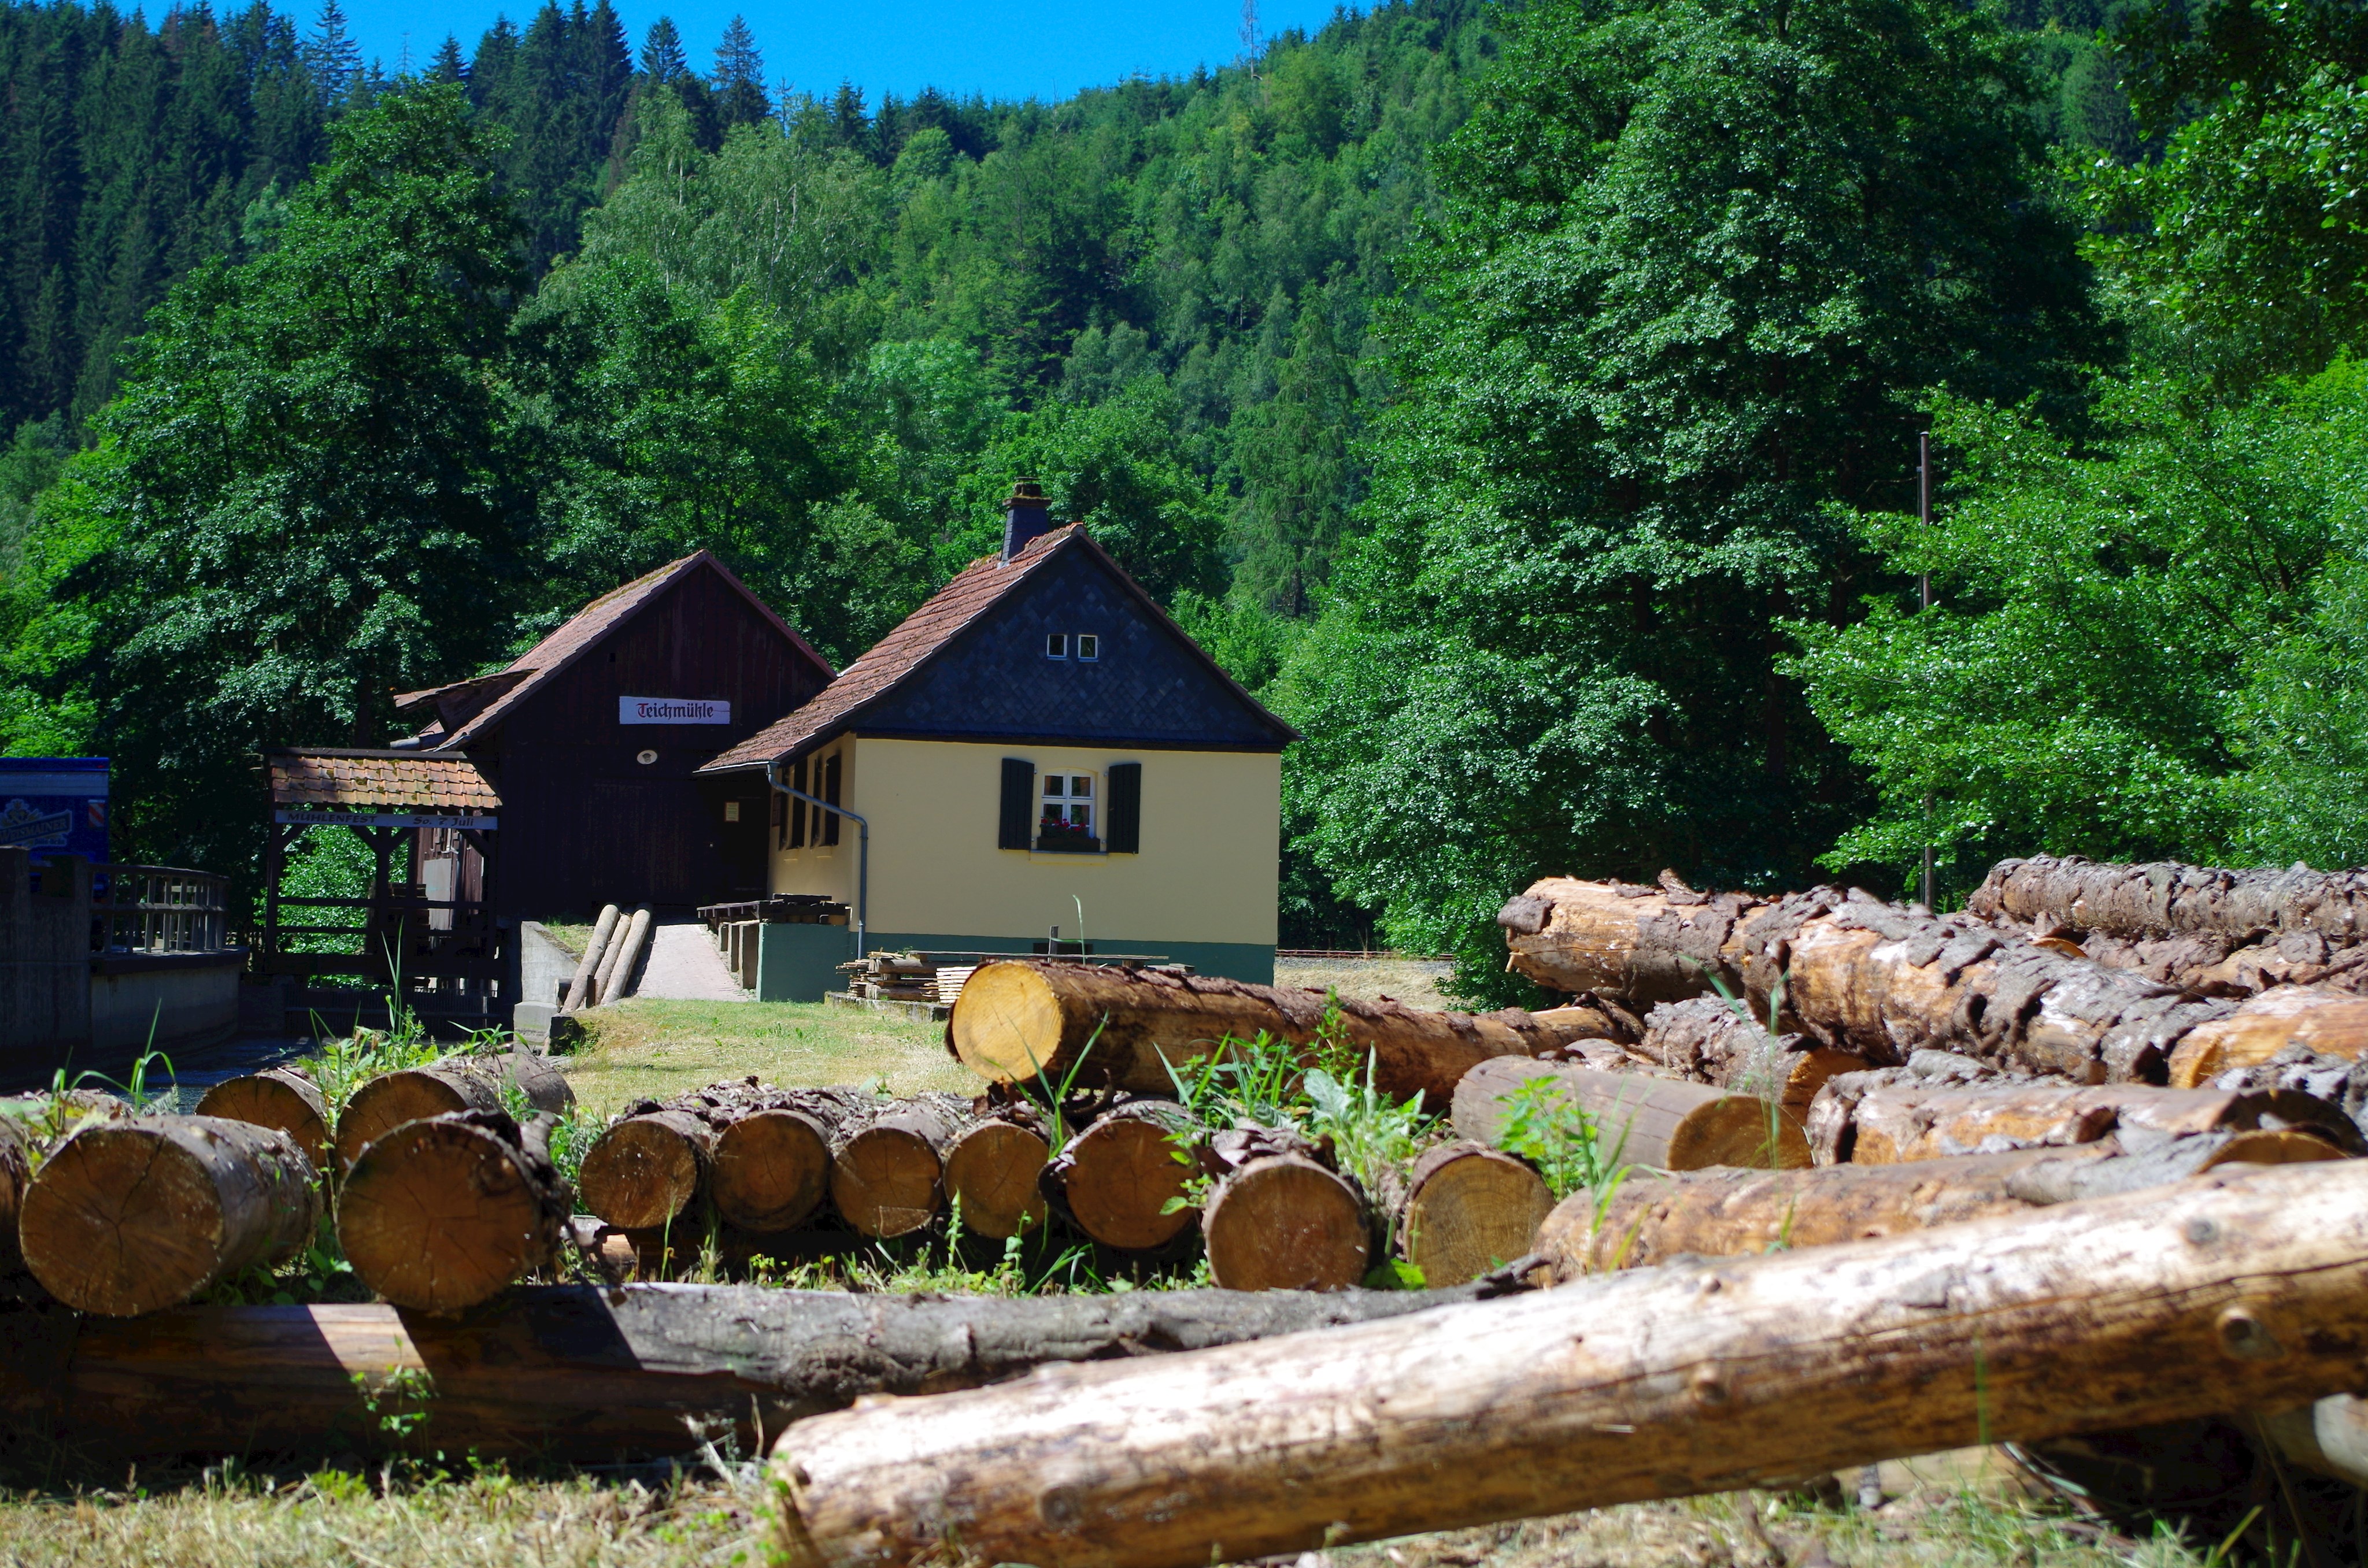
[
  {"x1": 420, "y1": 551, "x2": 833, "y2": 751},
  {"x1": 268, "y1": 750, "x2": 501, "y2": 811}
]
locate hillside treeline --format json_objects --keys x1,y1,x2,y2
[{"x1": 6, "y1": 0, "x2": 2359, "y2": 991}]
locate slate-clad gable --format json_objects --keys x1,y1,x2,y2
[{"x1": 860, "y1": 547, "x2": 1281, "y2": 748}]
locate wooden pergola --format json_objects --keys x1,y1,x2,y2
[{"x1": 259, "y1": 750, "x2": 506, "y2": 1015}]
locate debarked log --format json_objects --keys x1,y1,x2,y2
[
  {"x1": 947, "y1": 961, "x2": 1608, "y2": 1105},
  {"x1": 18, "y1": 1117, "x2": 320, "y2": 1317},
  {"x1": 333, "y1": 1047, "x2": 574, "y2": 1172},
  {"x1": 1819, "y1": 1080, "x2": 2366, "y2": 1165},
  {"x1": 768, "y1": 1159, "x2": 2368, "y2": 1568},
  {"x1": 2166, "y1": 985, "x2": 2368, "y2": 1088},
  {"x1": 2, "y1": 1281, "x2": 1514, "y2": 1466},
  {"x1": 1453, "y1": 1058, "x2": 1810, "y2": 1172},
  {"x1": 1539, "y1": 1131, "x2": 2352, "y2": 1274}
]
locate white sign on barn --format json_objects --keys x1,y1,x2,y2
[{"x1": 619, "y1": 697, "x2": 732, "y2": 725}]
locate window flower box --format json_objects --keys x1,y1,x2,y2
[{"x1": 1035, "y1": 820, "x2": 1101, "y2": 853}]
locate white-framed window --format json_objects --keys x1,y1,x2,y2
[
  {"x1": 1045, "y1": 632, "x2": 1068, "y2": 658},
  {"x1": 1075, "y1": 633, "x2": 1100, "y2": 661},
  {"x1": 1038, "y1": 770, "x2": 1097, "y2": 849}
]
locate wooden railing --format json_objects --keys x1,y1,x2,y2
[{"x1": 92, "y1": 863, "x2": 231, "y2": 955}]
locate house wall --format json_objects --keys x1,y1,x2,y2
[
  {"x1": 473, "y1": 569, "x2": 829, "y2": 920},
  {"x1": 769, "y1": 737, "x2": 1279, "y2": 981}
]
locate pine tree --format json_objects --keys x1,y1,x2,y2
[
  {"x1": 830, "y1": 79, "x2": 870, "y2": 153},
  {"x1": 711, "y1": 15, "x2": 768, "y2": 127},
  {"x1": 430, "y1": 34, "x2": 468, "y2": 83},
  {"x1": 641, "y1": 16, "x2": 687, "y2": 81},
  {"x1": 303, "y1": 0, "x2": 361, "y2": 105}
]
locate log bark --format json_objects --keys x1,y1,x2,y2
[
  {"x1": 1498, "y1": 876, "x2": 1766, "y2": 1002},
  {"x1": 1043, "y1": 1099, "x2": 1200, "y2": 1252},
  {"x1": 2166, "y1": 984, "x2": 2368, "y2": 1087},
  {"x1": 1969, "y1": 854, "x2": 2368, "y2": 947},
  {"x1": 830, "y1": 1093, "x2": 969, "y2": 1239},
  {"x1": 1812, "y1": 1078, "x2": 2365, "y2": 1165},
  {"x1": 1540, "y1": 1132, "x2": 2351, "y2": 1275},
  {"x1": 1634, "y1": 996, "x2": 1864, "y2": 1127},
  {"x1": 713, "y1": 1086, "x2": 874, "y2": 1234},
  {"x1": 768, "y1": 1160, "x2": 2368, "y2": 1568},
  {"x1": 332, "y1": 1047, "x2": 575, "y2": 1172},
  {"x1": 194, "y1": 1066, "x2": 331, "y2": 1169},
  {"x1": 1453, "y1": 1058, "x2": 1810, "y2": 1172},
  {"x1": 947, "y1": 961, "x2": 1599, "y2": 1105},
  {"x1": 336, "y1": 1110, "x2": 569, "y2": 1313},
  {"x1": 18, "y1": 1116, "x2": 320, "y2": 1317},
  {"x1": 944, "y1": 1115, "x2": 1051, "y2": 1239},
  {"x1": 1, "y1": 1280, "x2": 1516, "y2": 1467},
  {"x1": 1197, "y1": 1127, "x2": 1368, "y2": 1292},
  {"x1": 0, "y1": 1115, "x2": 31, "y2": 1275},
  {"x1": 2204, "y1": 1046, "x2": 2368, "y2": 1142},
  {"x1": 561, "y1": 903, "x2": 622, "y2": 1013},
  {"x1": 1398, "y1": 1141, "x2": 1554, "y2": 1288}
]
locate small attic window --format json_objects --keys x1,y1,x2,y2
[
  {"x1": 1045, "y1": 633, "x2": 1068, "y2": 659},
  {"x1": 1075, "y1": 633, "x2": 1099, "y2": 661}
]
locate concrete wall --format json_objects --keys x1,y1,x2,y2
[
  {"x1": 757, "y1": 922, "x2": 851, "y2": 1002},
  {"x1": 0, "y1": 848, "x2": 91, "y2": 1074},
  {"x1": 768, "y1": 739, "x2": 1279, "y2": 962},
  {"x1": 88, "y1": 958, "x2": 240, "y2": 1054}
]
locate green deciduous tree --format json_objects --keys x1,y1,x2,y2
[{"x1": 1282, "y1": 0, "x2": 2103, "y2": 999}]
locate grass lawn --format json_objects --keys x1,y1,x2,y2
[{"x1": 557, "y1": 996, "x2": 972, "y2": 1118}]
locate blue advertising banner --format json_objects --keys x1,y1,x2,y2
[{"x1": 0, "y1": 757, "x2": 109, "y2": 863}]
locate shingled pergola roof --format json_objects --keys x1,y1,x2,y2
[
  {"x1": 267, "y1": 750, "x2": 502, "y2": 812},
  {"x1": 395, "y1": 551, "x2": 833, "y2": 751}
]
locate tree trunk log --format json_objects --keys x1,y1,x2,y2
[
  {"x1": 711, "y1": 1086, "x2": 874, "y2": 1234},
  {"x1": 0, "y1": 1280, "x2": 1516, "y2": 1468},
  {"x1": 18, "y1": 1117, "x2": 320, "y2": 1317},
  {"x1": 831, "y1": 1093, "x2": 968, "y2": 1239},
  {"x1": 1044, "y1": 1099, "x2": 1200, "y2": 1252},
  {"x1": 580, "y1": 1082, "x2": 871, "y2": 1233},
  {"x1": 945, "y1": 1116, "x2": 1051, "y2": 1239},
  {"x1": 1541, "y1": 1132, "x2": 2351, "y2": 1275},
  {"x1": 2166, "y1": 985, "x2": 2368, "y2": 1087},
  {"x1": 1636, "y1": 996, "x2": 1864, "y2": 1127},
  {"x1": 332, "y1": 1048, "x2": 575, "y2": 1173},
  {"x1": 1969, "y1": 855, "x2": 2368, "y2": 947},
  {"x1": 1398, "y1": 1141, "x2": 1554, "y2": 1287},
  {"x1": 1498, "y1": 877, "x2": 1766, "y2": 1002},
  {"x1": 194, "y1": 1066, "x2": 331, "y2": 1169},
  {"x1": 948, "y1": 961, "x2": 1600, "y2": 1105},
  {"x1": 562, "y1": 903, "x2": 622, "y2": 1013},
  {"x1": 1198, "y1": 1126, "x2": 1368, "y2": 1292},
  {"x1": 578, "y1": 1109, "x2": 716, "y2": 1230},
  {"x1": 602, "y1": 906, "x2": 656, "y2": 1001},
  {"x1": 1812, "y1": 1078, "x2": 2365, "y2": 1165},
  {"x1": 0, "y1": 1115, "x2": 32, "y2": 1276},
  {"x1": 769, "y1": 1160, "x2": 2368, "y2": 1568},
  {"x1": 336, "y1": 1110, "x2": 569, "y2": 1313},
  {"x1": 1453, "y1": 1058, "x2": 1809, "y2": 1172}
]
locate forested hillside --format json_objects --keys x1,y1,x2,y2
[{"x1": 12, "y1": 0, "x2": 2359, "y2": 991}]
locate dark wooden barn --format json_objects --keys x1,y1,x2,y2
[{"x1": 259, "y1": 552, "x2": 834, "y2": 1018}]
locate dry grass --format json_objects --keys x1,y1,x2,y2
[
  {"x1": 558, "y1": 996, "x2": 971, "y2": 1118},
  {"x1": 0, "y1": 1470, "x2": 2230, "y2": 1568},
  {"x1": 1276, "y1": 955, "x2": 1461, "y2": 1011}
]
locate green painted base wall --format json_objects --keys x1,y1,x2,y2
[{"x1": 751, "y1": 925, "x2": 1275, "y2": 1002}]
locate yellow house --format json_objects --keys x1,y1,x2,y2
[{"x1": 697, "y1": 493, "x2": 1297, "y2": 985}]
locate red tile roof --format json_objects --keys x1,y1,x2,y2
[
  {"x1": 413, "y1": 551, "x2": 833, "y2": 751},
  {"x1": 700, "y1": 526, "x2": 1083, "y2": 774},
  {"x1": 267, "y1": 751, "x2": 501, "y2": 811}
]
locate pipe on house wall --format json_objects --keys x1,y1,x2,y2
[{"x1": 764, "y1": 761, "x2": 870, "y2": 961}]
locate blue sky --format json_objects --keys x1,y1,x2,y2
[{"x1": 338, "y1": 0, "x2": 1353, "y2": 105}]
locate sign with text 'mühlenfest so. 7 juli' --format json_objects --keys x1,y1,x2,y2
[{"x1": 619, "y1": 697, "x2": 732, "y2": 725}]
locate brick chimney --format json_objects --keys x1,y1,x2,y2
[{"x1": 1002, "y1": 479, "x2": 1052, "y2": 562}]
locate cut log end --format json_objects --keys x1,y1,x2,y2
[
  {"x1": 1061, "y1": 1111, "x2": 1197, "y2": 1252},
  {"x1": 1202, "y1": 1156, "x2": 1368, "y2": 1292},
  {"x1": 338, "y1": 1118, "x2": 562, "y2": 1313},
  {"x1": 831, "y1": 1124, "x2": 944, "y2": 1239},
  {"x1": 334, "y1": 1071, "x2": 470, "y2": 1172},
  {"x1": 947, "y1": 962, "x2": 1066, "y2": 1084},
  {"x1": 714, "y1": 1109, "x2": 834, "y2": 1233},
  {"x1": 20, "y1": 1118, "x2": 319, "y2": 1317},
  {"x1": 579, "y1": 1115, "x2": 708, "y2": 1230},
  {"x1": 1402, "y1": 1143, "x2": 1554, "y2": 1288},
  {"x1": 944, "y1": 1120, "x2": 1050, "y2": 1239},
  {"x1": 194, "y1": 1070, "x2": 330, "y2": 1168},
  {"x1": 1662, "y1": 1095, "x2": 1812, "y2": 1170}
]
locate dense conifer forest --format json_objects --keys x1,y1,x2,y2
[{"x1": 5, "y1": 0, "x2": 2363, "y2": 996}]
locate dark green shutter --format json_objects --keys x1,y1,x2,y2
[
  {"x1": 821, "y1": 754, "x2": 842, "y2": 846},
  {"x1": 789, "y1": 757, "x2": 808, "y2": 847},
  {"x1": 1107, "y1": 762, "x2": 1141, "y2": 854},
  {"x1": 1000, "y1": 758, "x2": 1034, "y2": 849}
]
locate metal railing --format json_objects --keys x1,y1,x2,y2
[{"x1": 92, "y1": 863, "x2": 231, "y2": 955}]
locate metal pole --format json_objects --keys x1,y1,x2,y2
[
  {"x1": 1919, "y1": 432, "x2": 1936, "y2": 913},
  {"x1": 765, "y1": 763, "x2": 870, "y2": 961}
]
